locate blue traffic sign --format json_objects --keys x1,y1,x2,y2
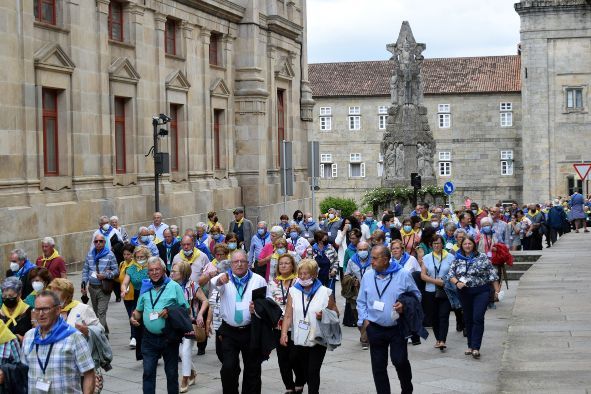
[{"x1": 443, "y1": 181, "x2": 455, "y2": 196}]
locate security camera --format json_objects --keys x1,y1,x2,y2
[{"x1": 159, "y1": 114, "x2": 172, "y2": 123}]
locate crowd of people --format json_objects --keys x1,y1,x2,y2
[{"x1": 0, "y1": 190, "x2": 589, "y2": 393}]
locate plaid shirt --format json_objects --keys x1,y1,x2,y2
[
  {"x1": 22, "y1": 328, "x2": 95, "y2": 393},
  {"x1": 0, "y1": 338, "x2": 21, "y2": 363}
]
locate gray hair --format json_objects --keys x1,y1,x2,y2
[
  {"x1": 196, "y1": 222, "x2": 207, "y2": 230},
  {"x1": 231, "y1": 249, "x2": 248, "y2": 262},
  {"x1": 170, "y1": 224, "x2": 179, "y2": 232},
  {"x1": 480, "y1": 217, "x2": 493, "y2": 226},
  {"x1": 454, "y1": 228, "x2": 468, "y2": 237},
  {"x1": 42, "y1": 237, "x2": 55, "y2": 246},
  {"x1": 109, "y1": 216, "x2": 119, "y2": 222},
  {"x1": 257, "y1": 221, "x2": 267, "y2": 228},
  {"x1": 37, "y1": 290, "x2": 61, "y2": 307},
  {"x1": 10, "y1": 249, "x2": 27, "y2": 262},
  {"x1": 147, "y1": 256, "x2": 166, "y2": 270},
  {"x1": 1, "y1": 277, "x2": 23, "y2": 295},
  {"x1": 99, "y1": 215, "x2": 109, "y2": 224},
  {"x1": 138, "y1": 226, "x2": 149, "y2": 234},
  {"x1": 270, "y1": 225, "x2": 284, "y2": 236},
  {"x1": 444, "y1": 222, "x2": 457, "y2": 232}
]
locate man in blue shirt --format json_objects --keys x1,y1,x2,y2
[{"x1": 357, "y1": 245, "x2": 420, "y2": 394}]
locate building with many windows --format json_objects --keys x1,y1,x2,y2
[
  {"x1": 1, "y1": 0, "x2": 314, "y2": 262},
  {"x1": 309, "y1": 56, "x2": 523, "y2": 207}
]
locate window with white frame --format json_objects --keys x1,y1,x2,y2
[
  {"x1": 500, "y1": 102, "x2": 513, "y2": 127},
  {"x1": 348, "y1": 106, "x2": 361, "y2": 130},
  {"x1": 438, "y1": 151, "x2": 451, "y2": 176},
  {"x1": 500, "y1": 150, "x2": 514, "y2": 176},
  {"x1": 319, "y1": 107, "x2": 332, "y2": 131},
  {"x1": 319, "y1": 153, "x2": 337, "y2": 179},
  {"x1": 566, "y1": 88, "x2": 583, "y2": 109},
  {"x1": 349, "y1": 153, "x2": 365, "y2": 178},
  {"x1": 438, "y1": 104, "x2": 451, "y2": 128},
  {"x1": 378, "y1": 106, "x2": 388, "y2": 130},
  {"x1": 377, "y1": 153, "x2": 384, "y2": 176}
]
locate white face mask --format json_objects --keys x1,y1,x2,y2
[
  {"x1": 9, "y1": 262, "x2": 20, "y2": 272},
  {"x1": 137, "y1": 259, "x2": 147, "y2": 265},
  {"x1": 102, "y1": 224, "x2": 110, "y2": 231},
  {"x1": 32, "y1": 281, "x2": 45, "y2": 292},
  {"x1": 298, "y1": 278, "x2": 314, "y2": 287}
]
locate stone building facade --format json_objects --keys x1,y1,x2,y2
[
  {"x1": 309, "y1": 56, "x2": 523, "y2": 208},
  {"x1": 1, "y1": 0, "x2": 313, "y2": 265},
  {"x1": 516, "y1": 0, "x2": 591, "y2": 202}
]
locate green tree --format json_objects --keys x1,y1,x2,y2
[{"x1": 319, "y1": 197, "x2": 357, "y2": 218}]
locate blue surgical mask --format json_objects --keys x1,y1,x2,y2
[
  {"x1": 213, "y1": 234, "x2": 221, "y2": 240},
  {"x1": 403, "y1": 225, "x2": 412, "y2": 233},
  {"x1": 358, "y1": 250, "x2": 369, "y2": 260},
  {"x1": 365, "y1": 218, "x2": 373, "y2": 224},
  {"x1": 276, "y1": 248, "x2": 287, "y2": 255},
  {"x1": 431, "y1": 221, "x2": 439, "y2": 228},
  {"x1": 290, "y1": 231, "x2": 298, "y2": 239},
  {"x1": 389, "y1": 223, "x2": 396, "y2": 229},
  {"x1": 228, "y1": 242, "x2": 237, "y2": 250},
  {"x1": 482, "y1": 226, "x2": 492, "y2": 234},
  {"x1": 472, "y1": 209, "x2": 478, "y2": 215},
  {"x1": 257, "y1": 228, "x2": 265, "y2": 236},
  {"x1": 141, "y1": 235, "x2": 150, "y2": 243}
]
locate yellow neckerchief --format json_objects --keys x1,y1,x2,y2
[
  {"x1": 452, "y1": 244, "x2": 460, "y2": 252},
  {"x1": 400, "y1": 228, "x2": 416, "y2": 237},
  {"x1": 328, "y1": 216, "x2": 340, "y2": 223},
  {"x1": 0, "y1": 320, "x2": 16, "y2": 344},
  {"x1": 61, "y1": 300, "x2": 80, "y2": 313},
  {"x1": 276, "y1": 273, "x2": 297, "y2": 282},
  {"x1": 1, "y1": 300, "x2": 29, "y2": 328},
  {"x1": 153, "y1": 236, "x2": 162, "y2": 244},
  {"x1": 179, "y1": 248, "x2": 200, "y2": 264},
  {"x1": 420, "y1": 211, "x2": 433, "y2": 222},
  {"x1": 27, "y1": 290, "x2": 38, "y2": 298},
  {"x1": 235, "y1": 218, "x2": 244, "y2": 227},
  {"x1": 208, "y1": 220, "x2": 216, "y2": 229},
  {"x1": 476, "y1": 208, "x2": 484, "y2": 216},
  {"x1": 527, "y1": 210, "x2": 538, "y2": 218},
  {"x1": 121, "y1": 259, "x2": 143, "y2": 272},
  {"x1": 211, "y1": 258, "x2": 218, "y2": 267},
  {"x1": 41, "y1": 249, "x2": 60, "y2": 266},
  {"x1": 432, "y1": 250, "x2": 449, "y2": 260}
]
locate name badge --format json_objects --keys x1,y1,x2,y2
[
  {"x1": 236, "y1": 301, "x2": 248, "y2": 311},
  {"x1": 372, "y1": 301, "x2": 385, "y2": 311},
  {"x1": 303, "y1": 232, "x2": 310, "y2": 238},
  {"x1": 91, "y1": 272, "x2": 98, "y2": 279},
  {"x1": 149, "y1": 312, "x2": 159, "y2": 321},
  {"x1": 36, "y1": 379, "x2": 51, "y2": 392},
  {"x1": 298, "y1": 320, "x2": 310, "y2": 330}
]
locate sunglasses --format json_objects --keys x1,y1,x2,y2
[{"x1": 94, "y1": 240, "x2": 105, "y2": 244}]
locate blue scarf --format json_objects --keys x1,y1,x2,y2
[
  {"x1": 129, "y1": 236, "x2": 140, "y2": 247},
  {"x1": 303, "y1": 220, "x2": 316, "y2": 230},
  {"x1": 195, "y1": 233, "x2": 207, "y2": 246},
  {"x1": 139, "y1": 276, "x2": 171, "y2": 296},
  {"x1": 391, "y1": 252, "x2": 410, "y2": 267},
  {"x1": 92, "y1": 247, "x2": 110, "y2": 264},
  {"x1": 294, "y1": 278, "x2": 322, "y2": 295},
  {"x1": 163, "y1": 237, "x2": 179, "y2": 249},
  {"x1": 229, "y1": 269, "x2": 252, "y2": 291},
  {"x1": 17, "y1": 260, "x2": 35, "y2": 279},
  {"x1": 454, "y1": 250, "x2": 478, "y2": 263},
  {"x1": 99, "y1": 225, "x2": 112, "y2": 238},
  {"x1": 312, "y1": 243, "x2": 326, "y2": 256},
  {"x1": 375, "y1": 260, "x2": 402, "y2": 276},
  {"x1": 350, "y1": 253, "x2": 371, "y2": 270},
  {"x1": 347, "y1": 243, "x2": 357, "y2": 253},
  {"x1": 28, "y1": 317, "x2": 77, "y2": 352}
]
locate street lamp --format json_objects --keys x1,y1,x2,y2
[{"x1": 149, "y1": 114, "x2": 171, "y2": 212}]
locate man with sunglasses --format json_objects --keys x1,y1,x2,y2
[
  {"x1": 21, "y1": 290, "x2": 95, "y2": 393},
  {"x1": 81, "y1": 234, "x2": 118, "y2": 335}
]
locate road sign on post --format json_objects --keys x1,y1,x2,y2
[
  {"x1": 573, "y1": 163, "x2": 591, "y2": 180},
  {"x1": 443, "y1": 181, "x2": 455, "y2": 196}
]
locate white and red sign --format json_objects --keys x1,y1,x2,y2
[{"x1": 573, "y1": 163, "x2": 591, "y2": 180}]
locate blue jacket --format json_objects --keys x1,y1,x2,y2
[
  {"x1": 397, "y1": 292, "x2": 429, "y2": 340},
  {"x1": 547, "y1": 206, "x2": 567, "y2": 230}
]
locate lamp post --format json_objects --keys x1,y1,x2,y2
[{"x1": 150, "y1": 114, "x2": 171, "y2": 212}]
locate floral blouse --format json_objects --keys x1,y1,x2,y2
[{"x1": 446, "y1": 252, "x2": 499, "y2": 288}]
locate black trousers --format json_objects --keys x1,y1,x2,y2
[
  {"x1": 219, "y1": 322, "x2": 262, "y2": 394},
  {"x1": 274, "y1": 329, "x2": 295, "y2": 390},
  {"x1": 290, "y1": 344, "x2": 327, "y2": 394},
  {"x1": 366, "y1": 322, "x2": 413, "y2": 394},
  {"x1": 423, "y1": 291, "x2": 451, "y2": 342}
]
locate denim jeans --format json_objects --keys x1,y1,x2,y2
[
  {"x1": 123, "y1": 294, "x2": 138, "y2": 339},
  {"x1": 458, "y1": 284, "x2": 490, "y2": 350},
  {"x1": 141, "y1": 329, "x2": 180, "y2": 394}
]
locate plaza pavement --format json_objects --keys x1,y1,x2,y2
[
  {"x1": 499, "y1": 231, "x2": 591, "y2": 393},
  {"x1": 68, "y1": 266, "x2": 519, "y2": 393}
]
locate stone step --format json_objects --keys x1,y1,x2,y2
[
  {"x1": 506, "y1": 270, "x2": 527, "y2": 281},
  {"x1": 510, "y1": 251, "x2": 542, "y2": 262},
  {"x1": 506, "y1": 262, "x2": 533, "y2": 271}
]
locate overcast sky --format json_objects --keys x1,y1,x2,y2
[{"x1": 307, "y1": 0, "x2": 521, "y2": 63}]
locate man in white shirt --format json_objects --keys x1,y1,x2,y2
[
  {"x1": 211, "y1": 249, "x2": 267, "y2": 393},
  {"x1": 148, "y1": 211, "x2": 169, "y2": 241}
]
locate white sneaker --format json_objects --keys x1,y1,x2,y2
[{"x1": 129, "y1": 338, "x2": 136, "y2": 348}]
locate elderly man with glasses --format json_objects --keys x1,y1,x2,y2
[
  {"x1": 21, "y1": 290, "x2": 95, "y2": 393},
  {"x1": 211, "y1": 249, "x2": 267, "y2": 393},
  {"x1": 81, "y1": 234, "x2": 118, "y2": 336}
]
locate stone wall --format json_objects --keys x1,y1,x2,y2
[
  {"x1": 310, "y1": 92, "x2": 523, "y2": 212},
  {"x1": 0, "y1": 0, "x2": 313, "y2": 270}
]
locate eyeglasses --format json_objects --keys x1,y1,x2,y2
[
  {"x1": 94, "y1": 240, "x2": 105, "y2": 244},
  {"x1": 35, "y1": 305, "x2": 58, "y2": 314},
  {"x1": 232, "y1": 260, "x2": 248, "y2": 265}
]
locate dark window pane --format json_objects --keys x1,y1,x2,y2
[{"x1": 45, "y1": 119, "x2": 57, "y2": 173}]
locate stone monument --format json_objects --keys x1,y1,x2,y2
[{"x1": 382, "y1": 21, "x2": 436, "y2": 187}]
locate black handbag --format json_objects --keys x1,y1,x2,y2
[{"x1": 435, "y1": 286, "x2": 447, "y2": 300}]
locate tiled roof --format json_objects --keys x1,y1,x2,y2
[{"x1": 308, "y1": 55, "x2": 521, "y2": 97}]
